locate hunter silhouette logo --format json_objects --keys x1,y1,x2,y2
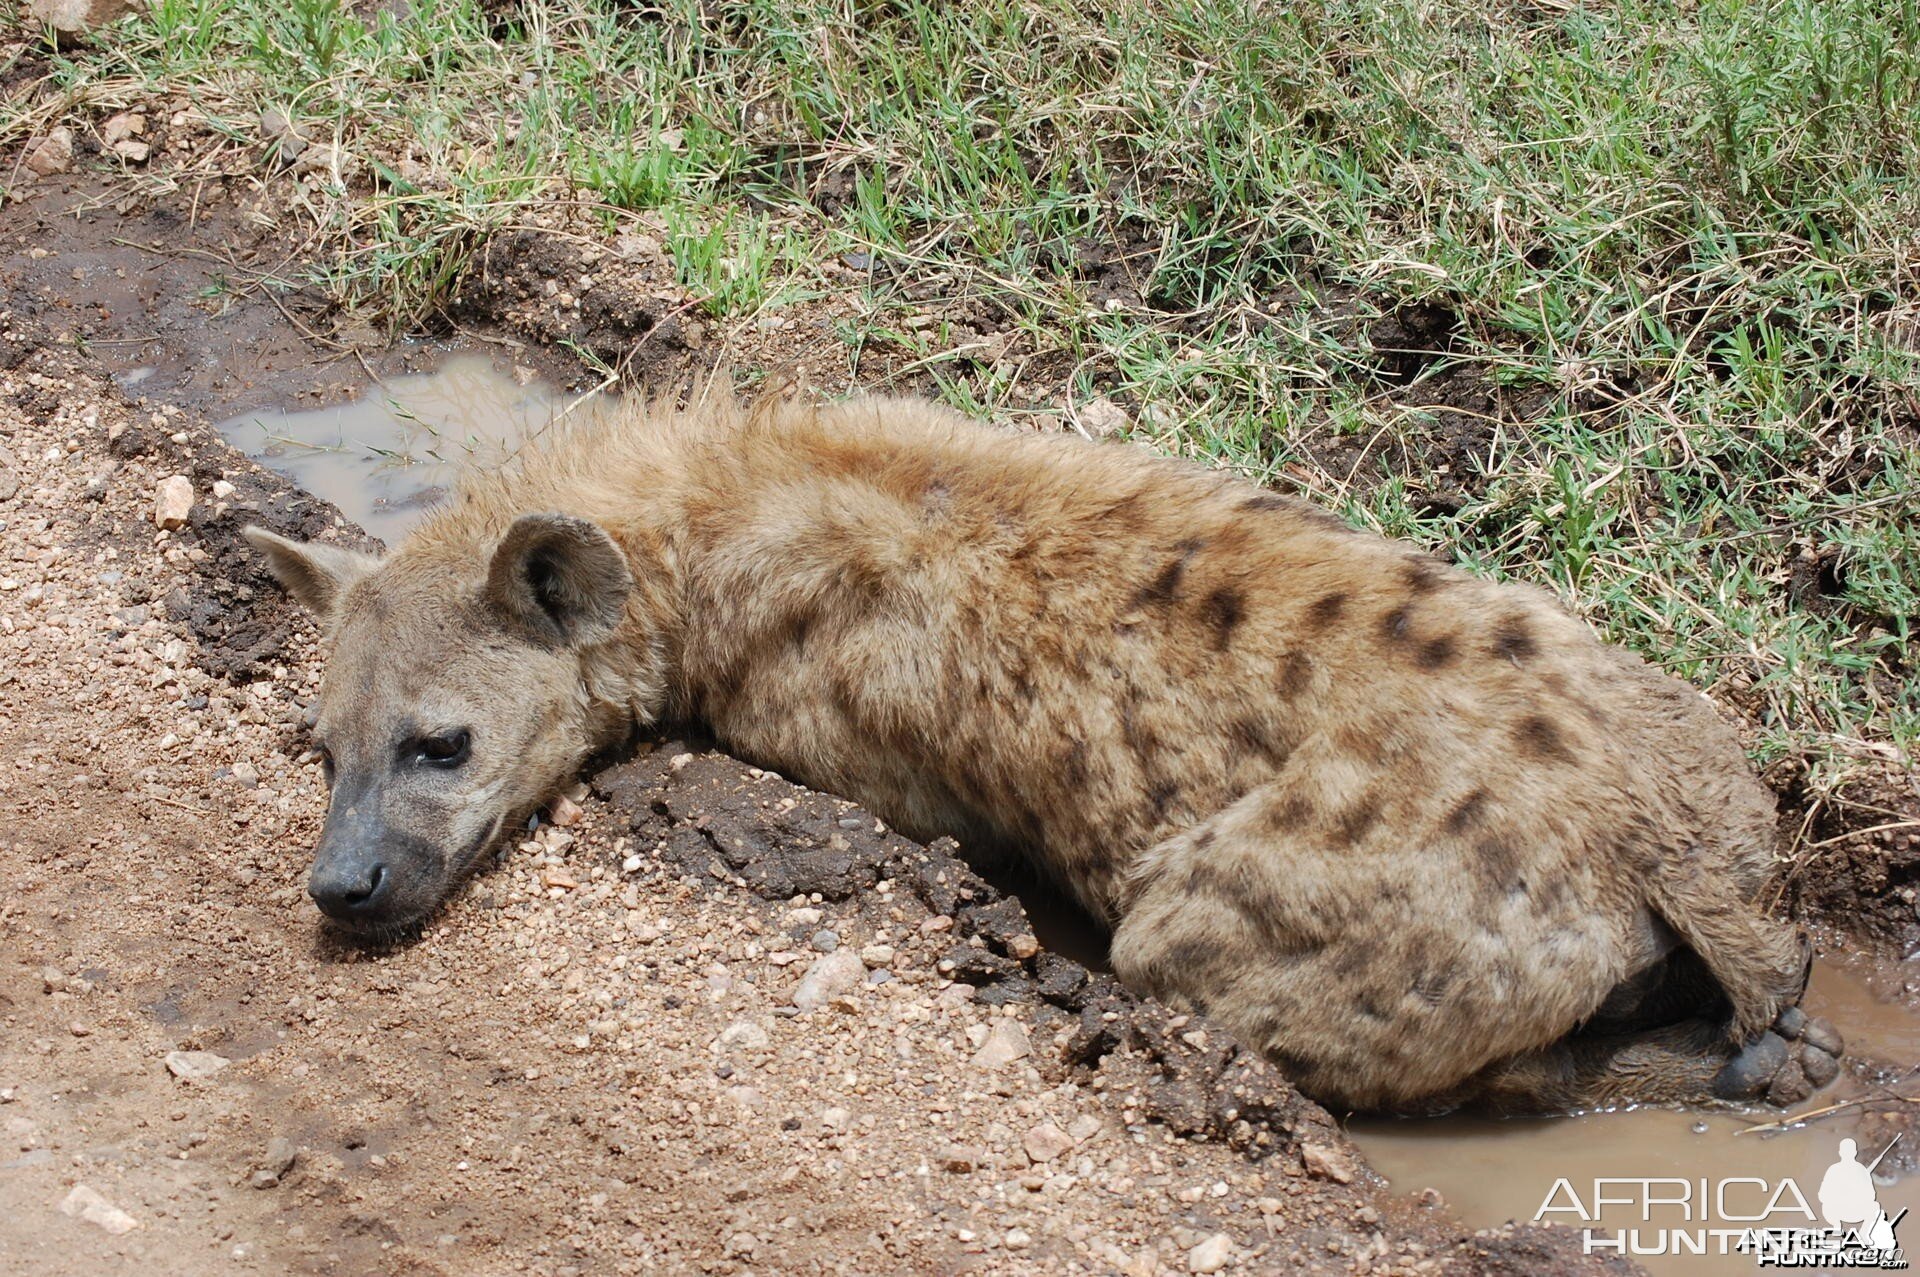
[
  {"x1": 1535, "y1": 1134, "x2": 1909, "y2": 1265},
  {"x1": 1742, "y1": 1135, "x2": 1906, "y2": 1268}
]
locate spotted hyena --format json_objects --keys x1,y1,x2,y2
[{"x1": 247, "y1": 389, "x2": 1841, "y2": 1112}]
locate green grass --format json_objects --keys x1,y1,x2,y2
[{"x1": 4, "y1": 0, "x2": 1917, "y2": 811}]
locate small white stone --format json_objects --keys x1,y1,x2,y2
[
  {"x1": 24, "y1": 127, "x2": 74, "y2": 177},
  {"x1": 791, "y1": 949, "x2": 864, "y2": 1012},
  {"x1": 163, "y1": 1049, "x2": 231, "y2": 1081},
  {"x1": 1076, "y1": 396, "x2": 1131, "y2": 438},
  {"x1": 210, "y1": 479, "x2": 237, "y2": 500},
  {"x1": 1023, "y1": 1122, "x2": 1074, "y2": 1163},
  {"x1": 547, "y1": 794, "x2": 583, "y2": 827},
  {"x1": 719, "y1": 1021, "x2": 770, "y2": 1051},
  {"x1": 968, "y1": 1019, "x2": 1031, "y2": 1071},
  {"x1": 153, "y1": 475, "x2": 193, "y2": 529},
  {"x1": 59, "y1": 1184, "x2": 138, "y2": 1235},
  {"x1": 1188, "y1": 1232, "x2": 1234, "y2": 1273}
]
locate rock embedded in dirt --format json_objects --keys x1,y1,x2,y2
[
  {"x1": 26, "y1": 0, "x2": 132, "y2": 35},
  {"x1": 162, "y1": 1049, "x2": 231, "y2": 1081},
  {"x1": 100, "y1": 112, "x2": 145, "y2": 146},
  {"x1": 24, "y1": 128, "x2": 74, "y2": 178},
  {"x1": 252, "y1": 1136, "x2": 299, "y2": 1187},
  {"x1": 969, "y1": 1019, "x2": 1032, "y2": 1071},
  {"x1": 790, "y1": 949, "x2": 864, "y2": 1011},
  {"x1": 58, "y1": 1183, "x2": 138, "y2": 1235},
  {"x1": 547, "y1": 794, "x2": 583, "y2": 827},
  {"x1": 1075, "y1": 395, "x2": 1131, "y2": 439},
  {"x1": 1300, "y1": 1140, "x2": 1357, "y2": 1184},
  {"x1": 153, "y1": 475, "x2": 193, "y2": 530},
  {"x1": 1022, "y1": 1121, "x2": 1074, "y2": 1163},
  {"x1": 1187, "y1": 1232, "x2": 1234, "y2": 1273},
  {"x1": 936, "y1": 1144, "x2": 981, "y2": 1173},
  {"x1": 718, "y1": 1020, "x2": 771, "y2": 1052}
]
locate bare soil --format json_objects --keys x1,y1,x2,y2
[{"x1": 0, "y1": 168, "x2": 1913, "y2": 1277}]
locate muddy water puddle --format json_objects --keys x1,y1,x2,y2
[
  {"x1": 211, "y1": 353, "x2": 608, "y2": 542},
  {"x1": 1351, "y1": 960, "x2": 1920, "y2": 1275}
]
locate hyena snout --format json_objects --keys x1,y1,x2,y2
[
  {"x1": 309, "y1": 851, "x2": 389, "y2": 921},
  {"x1": 307, "y1": 795, "x2": 439, "y2": 929}
]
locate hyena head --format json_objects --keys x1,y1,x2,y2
[{"x1": 244, "y1": 514, "x2": 634, "y2": 939}]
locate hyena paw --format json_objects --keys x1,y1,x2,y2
[
  {"x1": 1771, "y1": 1005, "x2": 1844, "y2": 1092},
  {"x1": 1713, "y1": 1009, "x2": 1844, "y2": 1104},
  {"x1": 1712, "y1": 1031, "x2": 1790, "y2": 1102}
]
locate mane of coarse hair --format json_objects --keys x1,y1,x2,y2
[{"x1": 397, "y1": 374, "x2": 772, "y2": 558}]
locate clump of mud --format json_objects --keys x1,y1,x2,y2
[{"x1": 599, "y1": 744, "x2": 1334, "y2": 1160}]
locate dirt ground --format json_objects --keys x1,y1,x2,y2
[{"x1": 0, "y1": 167, "x2": 1914, "y2": 1275}]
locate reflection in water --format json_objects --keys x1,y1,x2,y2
[
  {"x1": 1351, "y1": 961, "x2": 1919, "y2": 1276},
  {"x1": 214, "y1": 354, "x2": 609, "y2": 543}
]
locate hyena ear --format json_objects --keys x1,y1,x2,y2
[
  {"x1": 485, "y1": 513, "x2": 633, "y2": 648},
  {"x1": 243, "y1": 526, "x2": 380, "y2": 617}
]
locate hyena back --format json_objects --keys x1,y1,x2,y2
[{"x1": 248, "y1": 390, "x2": 1840, "y2": 1111}]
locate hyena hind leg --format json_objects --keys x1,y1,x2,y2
[{"x1": 1444, "y1": 1010, "x2": 1845, "y2": 1115}]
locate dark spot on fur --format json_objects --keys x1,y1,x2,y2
[
  {"x1": 1011, "y1": 665, "x2": 1036, "y2": 702},
  {"x1": 1102, "y1": 491, "x2": 1147, "y2": 530},
  {"x1": 1263, "y1": 1046, "x2": 1317, "y2": 1083},
  {"x1": 1478, "y1": 837, "x2": 1521, "y2": 880},
  {"x1": 1276, "y1": 651, "x2": 1312, "y2": 698},
  {"x1": 1332, "y1": 946, "x2": 1370, "y2": 976},
  {"x1": 782, "y1": 612, "x2": 813, "y2": 652},
  {"x1": 1193, "y1": 828, "x2": 1216, "y2": 852},
  {"x1": 1402, "y1": 558, "x2": 1447, "y2": 594},
  {"x1": 1444, "y1": 788, "x2": 1489, "y2": 834},
  {"x1": 1337, "y1": 796, "x2": 1382, "y2": 845},
  {"x1": 1061, "y1": 740, "x2": 1089, "y2": 786},
  {"x1": 1119, "y1": 696, "x2": 1158, "y2": 761},
  {"x1": 1265, "y1": 794, "x2": 1312, "y2": 832},
  {"x1": 1303, "y1": 592, "x2": 1348, "y2": 631},
  {"x1": 1514, "y1": 714, "x2": 1575, "y2": 764},
  {"x1": 1147, "y1": 780, "x2": 1180, "y2": 821},
  {"x1": 1411, "y1": 967, "x2": 1453, "y2": 1009},
  {"x1": 1333, "y1": 720, "x2": 1387, "y2": 767},
  {"x1": 1229, "y1": 718, "x2": 1290, "y2": 766},
  {"x1": 1200, "y1": 587, "x2": 1245, "y2": 650},
  {"x1": 1417, "y1": 635, "x2": 1456, "y2": 668},
  {"x1": 1492, "y1": 618, "x2": 1537, "y2": 664},
  {"x1": 1132, "y1": 538, "x2": 1204, "y2": 609},
  {"x1": 922, "y1": 478, "x2": 951, "y2": 517},
  {"x1": 1241, "y1": 493, "x2": 1291, "y2": 514},
  {"x1": 1380, "y1": 606, "x2": 1412, "y2": 643},
  {"x1": 1153, "y1": 940, "x2": 1228, "y2": 984},
  {"x1": 1357, "y1": 987, "x2": 1395, "y2": 1022}
]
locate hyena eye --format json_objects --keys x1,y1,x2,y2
[{"x1": 414, "y1": 729, "x2": 472, "y2": 768}]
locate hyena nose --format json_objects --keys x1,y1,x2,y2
[{"x1": 309, "y1": 859, "x2": 390, "y2": 920}]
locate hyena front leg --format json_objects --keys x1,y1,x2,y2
[{"x1": 1434, "y1": 1009, "x2": 1844, "y2": 1114}]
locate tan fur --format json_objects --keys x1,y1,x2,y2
[{"x1": 255, "y1": 390, "x2": 1825, "y2": 1111}]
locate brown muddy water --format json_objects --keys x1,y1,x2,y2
[
  {"x1": 1354, "y1": 959, "x2": 1920, "y2": 1275},
  {"x1": 213, "y1": 357, "x2": 1918, "y2": 1275},
  {"x1": 208, "y1": 352, "x2": 609, "y2": 543}
]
